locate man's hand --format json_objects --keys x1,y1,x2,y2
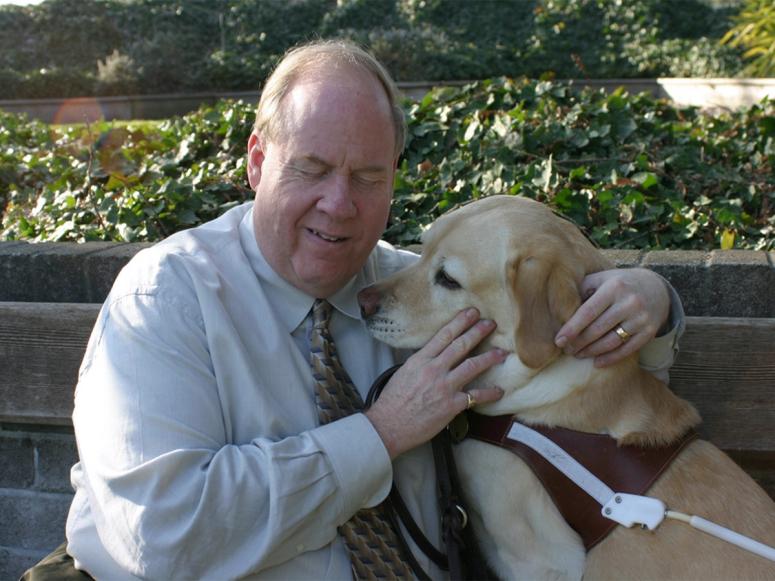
[
  {"x1": 554, "y1": 268, "x2": 670, "y2": 368},
  {"x1": 365, "y1": 308, "x2": 505, "y2": 459}
]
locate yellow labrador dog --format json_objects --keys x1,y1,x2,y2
[{"x1": 360, "y1": 196, "x2": 775, "y2": 580}]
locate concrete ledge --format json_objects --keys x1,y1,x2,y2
[
  {"x1": 1, "y1": 78, "x2": 772, "y2": 123},
  {"x1": 0, "y1": 241, "x2": 151, "y2": 304},
  {"x1": 1, "y1": 242, "x2": 772, "y2": 317},
  {"x1": 607, "y1": 249, "x2": 775, "y2": 318},
  {"x1": 569, "y1": 78, "x2": 775, "y2": 111},
  {"x1": 655, "y1": 78, "x2": 775, "y2": 110}
]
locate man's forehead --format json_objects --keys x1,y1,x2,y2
[
  {"x1": 285, "y1": 67, "x2": 390, "y2": 117},
  {"x1": 274, "y1": 76, "x2": 392, "y2": 150}
]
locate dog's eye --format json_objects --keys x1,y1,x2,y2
[{"x1": 435, "y1": 268, "x2": 461, "y2": 290}]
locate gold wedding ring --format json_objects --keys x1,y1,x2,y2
[
  {"x1": 615, "y1": 325, "x2": 632, "y2": 342},
  {"x1": 465, "y1": 391, "x2": 477, "y2": 410}
]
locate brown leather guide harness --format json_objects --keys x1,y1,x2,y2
[{"x1": 465, "y1": 412, "x2": 698, "y2": 550}]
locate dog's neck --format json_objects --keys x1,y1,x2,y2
[
  {"x1": 475, "y1": 352, "x2": 594, "y2": 413},
  {"x1": 474, "y1": 352, "x2": 700, "y2": 447}
]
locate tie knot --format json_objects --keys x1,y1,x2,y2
[{"x1": 311, "y1": 299, "x2": 333, "y2": 330}]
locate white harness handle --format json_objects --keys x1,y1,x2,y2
[{"x1": 506, "y1": 422, "x2": 775, "y2": 563}]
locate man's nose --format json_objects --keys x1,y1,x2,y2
[
  {"x1": 357, "y1": 286, "x2": 381, "y2": 318},
  {"x1": 318, "y1": 174, "x2": 357, "y2": 219}
]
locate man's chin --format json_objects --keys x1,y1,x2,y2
[{"x1": 293, "y1": 267, "x2": 358, "y2": 298}]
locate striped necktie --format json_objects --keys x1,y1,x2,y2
[{"x1": 309, "y1": 299, "x2": 414, "y2": 580}]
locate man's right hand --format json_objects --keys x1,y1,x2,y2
[{"x1": 364, "y1": 308, "x2": 506, "y2": 459}]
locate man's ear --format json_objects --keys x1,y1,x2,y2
[
  {"x1": 510, "y1": 254, "x2": 581, "y2": 369},
  {"x1": 247, "y1": 132, "x2": 265, "y2": 190}
]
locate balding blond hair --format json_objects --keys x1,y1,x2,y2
[{"x1": 253, "y1": 39, "x2": 406, "y2": 159}]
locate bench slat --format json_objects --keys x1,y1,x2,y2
[
  {"x1": 0, "y1": 302, "x2": 99, "y2": 425},
  {"x1": 1, "y1": 304, "x2": 773, "y2": 448},
  {"x1": 670, "y1": 317, "x2": 775, "y2": 452}
]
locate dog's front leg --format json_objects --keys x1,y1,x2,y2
[{"x1": 455, "y1": 440, "x2": 586, "y2": 580}]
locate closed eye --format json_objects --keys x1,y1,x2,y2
[
  {"x1": 352, "y1": 173, "x2": 385, "y2": 188},
  {"x1": 287, "y1": 156, "x2": 331, "y2": 180},
  {"x1": 435, "y1": 268, "x2": 461, "y2": 290}
]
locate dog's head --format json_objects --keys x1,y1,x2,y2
[{"x1": 359, "y1": 195, "x2": 612, "y2": 373}]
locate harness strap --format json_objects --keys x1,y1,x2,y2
[{"x1": 466, "y1": 412, "x2": 698, "y2": 550}]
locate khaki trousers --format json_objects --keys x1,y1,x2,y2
[{"x1": 21, "y1": 543, "x2": 93, "y2": 581}]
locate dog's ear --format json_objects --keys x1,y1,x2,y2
[{"x1": 509, "y1": 254, "x2": 582, "y2": 369}]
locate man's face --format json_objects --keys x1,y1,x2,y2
[{"x1": 248, "y1": 69, "x2": 397, "y2": 298}]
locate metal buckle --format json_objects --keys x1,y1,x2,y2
[{"x1": 454, "y1": 503, "x2": 469, "y2": 529}]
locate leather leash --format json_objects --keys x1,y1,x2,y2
[{"x1": 366, "y1": 365, "x2": 478, "y2": 580}]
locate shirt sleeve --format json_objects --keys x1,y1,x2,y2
[
  {"x1": 637, "y1": 275, "x2": 685, "y2": 383},
  {"x1": 72, "y1": 290, "x2": 392, "y2": 579}
]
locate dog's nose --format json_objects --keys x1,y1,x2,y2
[{"x1": 357, "y1": 286, "x2": 381, "y2": 318}]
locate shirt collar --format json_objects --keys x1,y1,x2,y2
[{"x1": 239, "y1": 204, "x2": 365, "y2": 333}]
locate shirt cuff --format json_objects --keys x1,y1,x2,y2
[
  {"x1": 309, "y1": 413, "x2": 393, "y2": 517},
  {"x1": 638, "y1": 274, "x2": 685, "y2": 380}
]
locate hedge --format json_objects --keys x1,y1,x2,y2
[
  {"x1": 2, "y1": 78, "x2": 772, "y2": 250},
  {"x1": 0, "y1": 0, "x2": 745, "y2": 100}
]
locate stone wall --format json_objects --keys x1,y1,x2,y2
[{"x1": 0, "y1": 427, "x2": 76, "y2": 580}]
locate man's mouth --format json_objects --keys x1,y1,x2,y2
[{"x1": 308, "y1": 228, "x2": 346, "y2": 243}]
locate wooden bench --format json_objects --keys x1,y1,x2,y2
[{"x1": 1, "y1": 301, "x2": 773, "y2": 498}]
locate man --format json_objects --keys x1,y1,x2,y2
[{"x1": 40, "y1": 41, "x2": 681, "y2": 579}]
